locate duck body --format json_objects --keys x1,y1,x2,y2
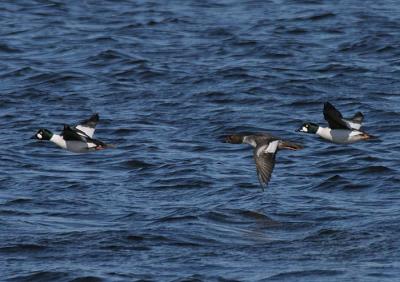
[
  {"x1": 48, "y1": 132, "x2": 106, "y2": 153},
  {"x1": 32, "y1": 113, "x2": 111, "y2": 153},
  {"x1": 315, "y1": 127, "x2": 368, "y2": 144},
  {"x1": 297, "y1": 102, "x2": 374, "y2": 144},
  {"x1": 225, "y1": 133, "x2": 303, "y2": 189}
]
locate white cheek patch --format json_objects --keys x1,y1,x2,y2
[
  {"x1": 37, "y1": 133, "x2": 42, "y2": 139},
  {"x1": 302, "y1": 126, "x2": 308, "y2": 132}
]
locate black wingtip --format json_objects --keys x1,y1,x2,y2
[
  {"x1": 324, "y1": 101, "x2": 335, "y2": 110},
  {"x1": 257, "y1": 174, "x2": 269, "y2": 191},
  {"x1": 90, "y1": 113, "x2": 99, "y2": 122},
  {"x1": 259, "y1": 181, "x2": 268, "y2": 191},
  {"x1": 352, "y1": 112, "x2": 364, "y2": 123},
  {"x1": 79, "y1": 113, "x2": 99, "y2": 128}
]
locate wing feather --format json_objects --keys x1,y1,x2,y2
[
  {"x1": 74, "y1": 113, "x2": 99, "y2": 138},
  {"x1": 343, "y1": 111, "x2": 364, "y2": 130},
  {"x1": 253, "y1": 141, "x2": 278, "y2": 189},
  {"x1": 61, "y1": 125, "x2": 88, "y2": 142},
  {"x1": 323, "y1": 102, "x2": 350, "y2": 130},
  {"x1": 61, "y1": 125, "x2": 106, "y2": 147}
]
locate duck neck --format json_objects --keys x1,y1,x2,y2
[{"x1": 243, "y1": 136, "x2": 257, "y2": 147}]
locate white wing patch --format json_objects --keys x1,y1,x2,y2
[
  {"x1": 75, "y1": 125, "x2": 95, "y2": 138},
  {"x1": 243, "y1": 136, "x2": 257, "y2": 147},
  {"x1": 265, "y1": 140, "x2": 279, "y2": 153},
  {"x1": 255, "y1": 141, "x2": 279, "y2": 157},
  {"x1": 343, "y1": 119, "x2": 362, "y2": 130}
]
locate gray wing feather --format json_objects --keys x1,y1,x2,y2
[
  {"x1": 253, "y1": 145, "x2": 276, "y2": 189},
  {"x1": 75, "y1": 113, "x2": 99, "y2": 138}
]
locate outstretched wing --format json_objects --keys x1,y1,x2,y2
[
  {"x1": 74, "y1": 113, "x2": 99, "y2": 138},
  {"x1": 61, "y1": 125, "x2": 91, "y2": 142},
  {"x1": 323, "y1": 102, "x2": 350, "y2": 130},
  {"x1": 343, "y1": 111, "x2": 364, "y2": 130},
  {"x1": 61, "y1": 125, "x2": 106, "y2": 147},
  {"x1": 253, "y1": 140, "x2": 279, "y2": 190}
]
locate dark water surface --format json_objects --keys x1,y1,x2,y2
[{"x1": 1, "y1": 0, "x2": 400, "y2": 281}]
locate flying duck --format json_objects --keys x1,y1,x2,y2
[
  {"x1": 32, "y1": 113, "x2": 113, "y2": 153},
  {"x1": 225, "y1": 133, "x2": 303, "y2": 189},
  {"x1": 297, "y1": 102, "x2": 374, "y2": 144}
]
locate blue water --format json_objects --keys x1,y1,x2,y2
[{"x1": 1, "y1": 0, "x2": 400, "y2": 281}]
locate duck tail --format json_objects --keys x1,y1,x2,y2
[
  {"x1": 362, "y1": 132, "x2": 377, "y2": 141},
  {"x1": 105, "y1": 143, "x2": 116, "y2": 148},
  {"x1": 94, "y1": 142, "x2": 116, "y2": 150},
  {"x1": 278, "y1": 140, "x2": 304, "y2": 150}
]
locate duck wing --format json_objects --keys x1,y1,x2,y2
[
  {"x1": 343, "y1": 111, "x2": 364, "y2": 130},
  {"x1": 323, "y1": 102, "x2": 350, "y2": 130},
  {"x1": 74, "y1": 113, "x2": 99, "y2": 138},
  {"x1": 61, "y1": 125, "x2": 107, "y2": 147},
  {"x1": 61, "y1": 125, "x2": 91, "y2": 142},
  {"x1": 253, "y1": 140, "x2": 279, "y2": 189}
]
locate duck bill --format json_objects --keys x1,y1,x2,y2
[
  {"x1": 219, "y1": 135, "x2": 229, "y2": 143},
  {"x1": 30, "y1": 135, "x2": 37, "y2": 139}
]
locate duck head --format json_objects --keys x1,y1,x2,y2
[
  {"x1": 31, "y1": 128, "x2": 53, "y2": 140},
  {"x1": 225, "y1": 135, "x2": 244, "y2": 144},
  {"x1": 296, "y1": 122, "x2": 319, "y2": 134}
]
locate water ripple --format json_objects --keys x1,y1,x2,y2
[{"x1": 1, "y1": 0, "x2": 400, "y2": 281}]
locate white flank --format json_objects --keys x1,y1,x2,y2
[
  {"x1": 50, "y1": 134, "x2": 67, "y2": 149},
  {"x1": 316, "y1": 127, "x2": 332, "y2": 141},
  {"x1": 317, "y1": 127, "x2": 364, "y2": 144},
  {"x1": 50, "y1": 134, "x2": 96, "y2": 153}
]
